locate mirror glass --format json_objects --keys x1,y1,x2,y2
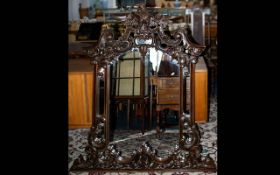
[
  {"x1": 107, "y1": 47, "x2": 182, "y2": 157},
  {"x1": 112, "y1": 49, "x2": 142, "y2": 96}
]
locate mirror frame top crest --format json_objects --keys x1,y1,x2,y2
[{"x1": 70, "y1": 4, "x2": 216, "y2": 173}]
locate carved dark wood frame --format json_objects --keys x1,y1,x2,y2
[{"x1": 70, "y1": 4, "x2": 216, "y2": 173}]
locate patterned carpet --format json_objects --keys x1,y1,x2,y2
[{"x1": 68, "y1": 97, "x2": 217, "y2": 175}]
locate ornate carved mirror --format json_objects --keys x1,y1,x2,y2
[{"x1": 70, "y1": 4, "x2": 216, "y2": 173}]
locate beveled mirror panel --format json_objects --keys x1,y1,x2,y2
[
  {"x1": 70, "y1": 4, "x2": 216, "y2": 172},
  {"x1": 109, "y1": 48, "x2": 180, "y2": 159}
]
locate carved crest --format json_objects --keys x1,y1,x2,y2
[{"x1": 88, "y1": 4, "x2": 205, "y2": 69}]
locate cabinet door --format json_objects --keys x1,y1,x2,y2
[{"x1": 68, "y1": 72, "x2": 93, "y2": 128}]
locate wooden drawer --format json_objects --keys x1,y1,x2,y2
[
  {"x1": 157, "y1": 89, "x2": 180, "y2": 104},
  {"x1": 157, "y1": 77, "x2": 180, "y2": 88}
]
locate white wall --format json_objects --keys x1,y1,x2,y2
[
  {"x1": 69, "y1": 0, "x2": 81, "y2": 21},
  {"x1": 69, "y1": 0, "x2": 97, "y2": 21},
  {"x1": 80, "y1": 0, "x2": 90, "y2": 8}
]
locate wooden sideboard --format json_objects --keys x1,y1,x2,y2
[{"x1": 68, "y1": 59, "x2": 93, "y2": 128}]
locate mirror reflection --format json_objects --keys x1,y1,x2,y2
[{"x1": 106, "y1": 48, "x2": 185, "y2": 157}]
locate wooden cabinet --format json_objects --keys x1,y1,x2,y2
[
  {"x1": 155, "y1": 77, "x2": 180, "y2": 132},
  {"x1": 68, "y1": 59, "x2": 94, "y2": 128},
  {"x1": 194, "y1": 58, "x2": 208, "y2": 123},
  {"x1": 156, "y1": 77, "x2": 180, "y2": 109},
  {"x1": 186, "y1": 57, "x2": 208, "y2": 123}
]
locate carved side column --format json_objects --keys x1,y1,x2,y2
[
  {"x1": 104, "y1": 65, "x2": 111, "y2": 145},
  {"x1": 141, "y1": 55, "x2": 145, "y2": 133},
  {"x1": 190, "y1": 63, "x2": 196, "y2": 126},
  {"x1": 179, "y1": 63, "x2": 184, "y2": 140},
  {"x1": 92, "y1": 64, "x2": 97, "y2": 126}
]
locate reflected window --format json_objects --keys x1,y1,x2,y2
[{"x1": 112, "y1": 49, "x2": 151, "y2": 97}]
